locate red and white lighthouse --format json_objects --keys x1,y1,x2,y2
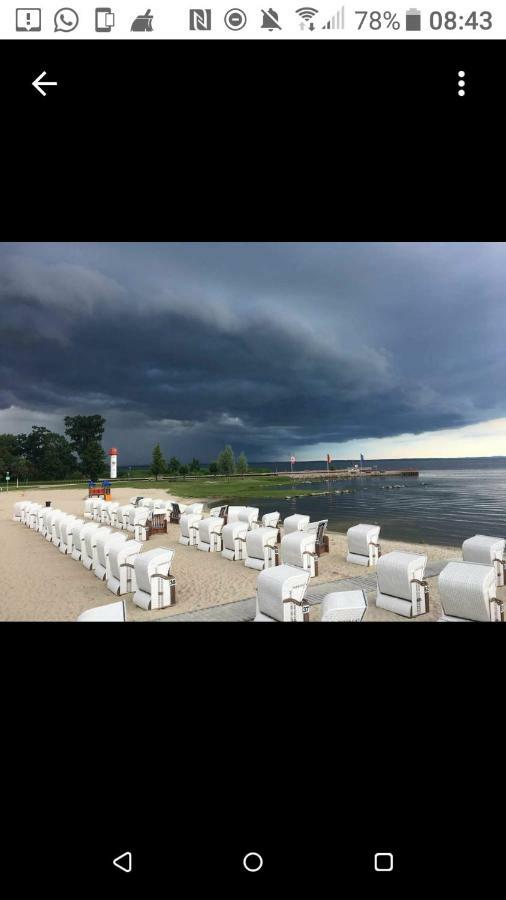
[{"x1": 108, "y1": 447, "x2": 119, "y2": 480}]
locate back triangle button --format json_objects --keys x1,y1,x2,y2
[{"x1": 113, "y1": 851, "x2": 133, "y2": 873}]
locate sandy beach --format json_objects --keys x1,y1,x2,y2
[{"x1": 1, "y1": 485, "x2": 501, "y2": 622}]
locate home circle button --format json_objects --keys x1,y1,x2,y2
[{"x1": 243, "y1": 852, "x2": 264, "y2": 873}]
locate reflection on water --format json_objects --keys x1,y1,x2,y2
[{"x1": 220, "y1": 469, "x2": 506, "y2": 547}]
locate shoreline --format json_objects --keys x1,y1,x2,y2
[{"x1": 0, "y1": 485, "x2": 482, "y2": 622}]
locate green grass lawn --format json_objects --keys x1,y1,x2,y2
[{"x1": 3, "y1": 474, "x2": 347, "y2": 501}]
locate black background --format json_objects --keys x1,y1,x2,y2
[{"x1": 1, "y1": 38, "x2": 504, "y2": 894}]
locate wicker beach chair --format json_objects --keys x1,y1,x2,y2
[
  {"x1": 346, "y1": 523, "x2": 381, "y2": 567},
  {"x1": 65, "y1": 517, "x2": 84, "y2": 556},
  {"x1": 94, "y1": 530, "x2": 128, "y2": 582},
  {"x1": 107, "y1": 539, "x2": 143, "y2": 596},
  {"x1": 244, "y1": 527, "x2": 279, "y2": 570},
  {"x1": 82, "y1": 526, "x2": 111, "y2": 571},
  {"x1": 255, "y1": 564, "x2": 311, "y2": 622},
  {"x1": 197, "y1": 516, "x2": 226, "y2": 552},
  {"x1": 83, "y1": 498, "x2": 94, "y2": 519},
  {"x1": 439, "y1": 561, "x2": 504, "y2": 622},
  {"x1": 179, "y1": 512, "x2": 203, "y2": 546},
  {"x1": 78, "y1": 600, "x2": 127, "y2": 622},
  {"x1": 321, "y1": 590, "x2": 368, "y2": 622},
  {"x1": 48, "y1": 510, "x2": 66, "y2": 545},
  {"x1": 118, "y1": 504, "x2": 135, "y2": 530},
  {"x1": 462, "y1": 534, "x2": 506, "y2": 587},
  {"x1": 72, "y1": 521, "x2": 100, "y2": 562},
  {"x1": 54, "y1": 513, "x2": 76, "y2": 550},
  {"x1": 13, "y1": 501, "x2": 30, "y2": 522},
  {"x1": 283, "y1": 514, "x2": 310, "y2": 535},
  {"x1": 221, "y1": 521, "x2": 250, "y2": 561},
  {"x1": 280, "y1": 531, "x2": 319, "y2": 577},
  {"x1": 376, "y1": 551, "x2": 429, "y2": 618},
  {"x1": 132, "y1": 548, "x2": 176, "y2": 610},
  {"x1": 305, "y1": 519, "x2": 329, "y2": 556}
]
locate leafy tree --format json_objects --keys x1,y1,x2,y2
[
  {"x1": 150, "y1": 443, "x2": 167, "y2": 481},
  {"x1": 237, "y1": 452, "x2": 248, "y2": 476},
  {"x1": 18, "y1": 427, "x2": 77, "y2": 480},
  {"x1": 168, "y1": 456, "x2": 181, "y2": 475},
  {"x1": 217, "y1": 445, "x2": 236, "y2": 476},
  {"x1": 64, "y1": 415, "x2": 106, "y2": 471},
  {"x1": 80, "y1": 441, "x2": 106, "y2": 482},
  {"x1": 208, "y1": 462, "x2": 218, "y2": 475},
  {"x1": 179, "y1": 464, "x2": 189, "y2": 476},
  {"x1": 189, "y1": 458, "x2": 201, "y2": 473}
]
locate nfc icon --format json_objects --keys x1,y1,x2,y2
[{"x1": 189, "y1": 9, "x2": 212, "y2": 30}]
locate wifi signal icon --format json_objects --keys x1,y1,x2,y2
[{"x1": 296, "y1": 7, "x2": 319, "y2": 21}]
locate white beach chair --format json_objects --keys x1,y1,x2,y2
[
  {"x1": 255, "y1": 564, "x2": 311, "y2": 622},
  {"x1": 221, "y1": 521, "x2": 250, "y2": 561},
  {"x1": 376, "y1": 551, "x2": 429, "y2": 618},
  {"x1": 100, "y1": 501, "x2": 118, "y2": 525},
  {"x1": 83, "y1": 498, "x2": 94, "y2": 519},
  {"x1": 92, "y1": 498, "x2": 106, "y2": 521},
  {"x1": 198, "y1": 516, "x2": 226, "y2": 552},
  {"x1": 210, "y1": 505, "x2": 229, "y2": 519},
  {"x1": 280, "y1": 531, "x2": 319, "y2": 577},
  {"x1": 179, "y1": 512, "x2": 203, "y2": 546},
  {"x1": 321, "y1": 590, "x2": 368, "y2": 622},
  {"x1": 39, "y1": 506, "x2": 55, "y2": 538},
  {"x1": 169, "y1": 502, "x2": 188, "y2": 524},
  {"x1": 140, "y1": 498, "x2": 154, "y2": 508},
  {"x1": 346, "y1": 524, "x2": 381, "y2": 567},
  {"x1": 132, "y1": 548, "x2": 176, "y2": 610},
  {"x1": 36, "y1": 507, "x2": 48, "y2": 533},
  {"x1": 107, "y1": 539, "x2": 143, "y2": 596},
  {"x1": 49, "y1": 511, "x2": 66, "y2": 545},
  {"x1": 244, "y1": 527, "x2": 279, "y2": 570},
  {"x1": 107, "y1": 503, "x2": 122, "y2": 528},
  {"x1": 438, "y1": 561, "x2": 503, "y2": 622},
  {"x1": 185, "y1": 503, "x2": 204, "y2": 516},
  {"x1": 23, "y1": 502, "x2": 38, "y2": 527},
  {"x1": 52, "y1": 512, "x2": 71, "y2": 547},
  {"x1": 20, "y1": 502, "x2": 34, "y2": 525},
  {"x1": 118, "y1": 504, "x2": 135, "y2": 530},
  {"x1": 258, "y1": 511, "x2": 281, "y2": 529},
  {"x1": 82, "y1": 526, "x2": 111, "y2": 571},
  {"x1": 28, "y1": 503, "x2": 43, "y2": 530},
  {"x1": 283, "y1": 514, "x2": 311, "y2": 535},
  {"x1": 78, "y1": 600, "x2": 127, "y2": 622},
  {"x1": 305, "y1": 519, "x2": 329, "y2": 556},
  {"x1": 127, "y1": 506, "x2": 149, "y2": 533},
  {"x1": 72, "y1": 521, "x2": 100, "y2": 563},
  {"x1": 63, "y1": 517, "x2": 84, "y2": 556},
  {"x1": 54, "y1": 513, "x2": 75, "y2": 549},
  {"x1": 13, "y1": 501, "x2": 30, "y2": 522},
  {"x1": 462, "y1": 534, "x2": 505, "y2": 587},
  {"x1": 94, "y1": 530, "x2": 128, "y2": 581}
]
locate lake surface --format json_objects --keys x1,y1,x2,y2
[{"x1": 222, "y1": 464, "x2": 506, "y2": 547}]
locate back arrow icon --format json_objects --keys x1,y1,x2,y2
[
  {"x1": 32, "y1": 71, "x2": 58, "y2": 96},
  {"x1": 113, "y1": 851, "x2": 133, "y2": 873}
]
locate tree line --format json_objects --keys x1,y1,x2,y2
[
  {"x1": 151, "y1": 444, "x2": 249, "y2": 480},
  {"x1": 0, "y1": 415, "x2": 106, "y2": 482}
]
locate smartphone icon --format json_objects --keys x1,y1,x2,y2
[{"x1": 95, "y1": 7, "x2": 115, "y2": 32}]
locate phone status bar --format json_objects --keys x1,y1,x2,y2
[{"x1": 1, "y1": 4, "x2": 504, "y2": 38}]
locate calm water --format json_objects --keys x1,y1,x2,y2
[{"x1": 223, "y1": 463, "x2": 506, "y2": 547}]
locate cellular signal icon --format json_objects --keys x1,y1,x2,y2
[
  {"x1": 322, "y1": 6, "x2": 345, "y2": 29},
  {"x1": 296, "y1": 7, "x2": 319, "y2": 30}
]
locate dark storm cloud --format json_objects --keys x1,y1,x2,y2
[{"x1": 1, "y1": 242, "x2": 505, "y2": 461}]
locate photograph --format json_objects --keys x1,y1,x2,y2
[{"x1": 1, "y1": 241, "x2": 504, "y2": 623}]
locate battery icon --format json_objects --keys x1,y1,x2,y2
[{"x1": 405, "y1": 8, "x2": 421, "y2": 30}]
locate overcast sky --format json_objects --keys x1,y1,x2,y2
[{"x1": 1, "y1": 241, "x2": 505, "y2": 463}]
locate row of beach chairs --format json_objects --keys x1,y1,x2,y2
[
  {"x1": 12, "y1": 500, "x2": 177, "y2": 619},
  {"x1": 13, "y1": 500, "x2": 505, "y2": 623}
]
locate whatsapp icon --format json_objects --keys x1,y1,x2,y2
[{"x1": 54, "y1": 8, "x2": 79, "y2": 32}]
